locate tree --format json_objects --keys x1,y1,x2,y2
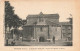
[
  {"x1": 5, "y1": 1, "x2": 22, "y2": 29},
  {"x1": 22, "y1": 20, "x2": 27, "y2": 25},
  {"x1": 5, "y1": 1, "x2": 14, "y2": 28}
]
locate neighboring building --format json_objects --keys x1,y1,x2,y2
[
  {"x1": 22, "y1": 12, "x2": 72, "y2": 42},
  {"x1": 60, "y1": 22, "x2": 72, "y2": 41}
]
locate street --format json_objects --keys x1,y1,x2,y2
[{"x1": 14, "y1": 40, "x2": 72, "y2": 46}]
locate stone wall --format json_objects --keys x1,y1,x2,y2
[
  {"x1": 34, "y1": 26, "x2": 49, "y2": 42},
  {"x1": 49, "y1": 26, "x2": 61, "y2": 40},
  {"x1": 61, "y1": 25, "x2": 72, "y2": 41}
]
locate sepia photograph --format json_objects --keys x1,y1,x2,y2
[{"x1": 5, "y1": 0, "x2": 73, "y2": 46}]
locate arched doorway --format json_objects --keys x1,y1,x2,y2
[{"x1": 39, "y1": 37, "x2": 45, "y2": 42}]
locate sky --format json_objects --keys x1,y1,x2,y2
[{"x1": 9, "y1": 0, "x2": 75, "y2": 22}]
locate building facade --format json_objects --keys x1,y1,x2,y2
[
  {"x1": 22, "y1": 12, "x2": 72, "y2": 42},
  {"x1": 60, "y1": 22, "x2": 72, "y2": 41}
]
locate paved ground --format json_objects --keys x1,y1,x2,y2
[{"x1": 14, "y1": 40, "x2": 72, "y2": 46}]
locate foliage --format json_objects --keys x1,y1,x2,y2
[{"x1": 5, "y1": 1, "x2": 22, "y2": 28}]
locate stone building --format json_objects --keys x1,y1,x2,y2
[
  {"x1": 22, "y1": 12, "x2": 72, "y2": 42},
  {"x1": 60, "y1": 22, "x2": 72, "y2": 41}
]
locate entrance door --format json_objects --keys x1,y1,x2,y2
[{"x1": 39, "y1": 37, "x2": 45, "y2": 42}]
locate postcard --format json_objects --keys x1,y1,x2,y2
[{"x1": 0, "y1": 0, "x2": 80, "y2": 51}]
